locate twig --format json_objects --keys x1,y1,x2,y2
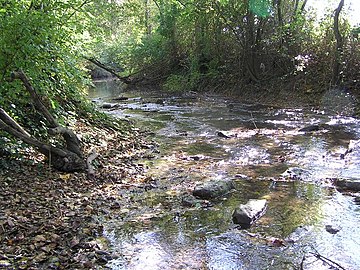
[
  {"x1": 309, "y1": 250, "x2": 347, "y2": 270},
  {"x1": 300, "y1": 255, "x2": 305, "y2": 270},
  {"x1": 250, "y1": 112, "x2": 258, "y2": 129}
]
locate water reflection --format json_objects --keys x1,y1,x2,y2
[
  {"x1": 90, "y1": 81, "x2": 360, "y2": 269},
  {"x1": 88, "y1": 79, "x2": 122, "y2": 99}
]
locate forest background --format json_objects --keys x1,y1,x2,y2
[
  {"x1": 0, "y1": 0, "x2": 359, "y2": 268},
  {"x1": 0, "y1": 0, "x2": 359, "y2": 168}
]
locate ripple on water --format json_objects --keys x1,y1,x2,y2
[{"x1": 91, "y1": 85, "x2": 360, "y2": 270}]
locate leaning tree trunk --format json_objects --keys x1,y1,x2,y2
[
  {"x1": 332, "y1": 0, "x2": 344, "y2": 86},
  {"x1": 0, "y1": 70, "x2": 87, "y2": 172}
]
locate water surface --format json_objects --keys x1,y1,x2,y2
[{"x1": 90, "y1": 81, "x2": 360, "y2": 270}]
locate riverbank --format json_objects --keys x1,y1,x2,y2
[
  {"x1": 219, "y1": 77, "x2": 359, "y2": 115},
  {"x1": 124, "y1": 74, "x2": 359, "y2": 115},
  {"x1": 0, "y1": 119, "x2": 152, "y2": 269}
]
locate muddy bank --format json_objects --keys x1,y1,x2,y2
[{"x1": 232, "y1": 83, "x2": 358, "y2": 116}]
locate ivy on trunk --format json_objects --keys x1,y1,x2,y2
[{"x1": 0, "y1": 71, "x2": 86, "y2": 172}]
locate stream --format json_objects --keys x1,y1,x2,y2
[{"x1": 89, "y1": 80, "x2": 360, "y2": 270}]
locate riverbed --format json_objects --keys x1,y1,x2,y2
[{"x1": 89, "y1": 80, "x2": 360, "y2": 270}]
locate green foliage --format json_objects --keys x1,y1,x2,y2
[
  {"x1": 0, "y1": 0, "x2": 108, "y2": 158},
  {"x1": 249, "y1": 0, "x2": 272, "y2": 17},
  {"x1": 87, "y1": 0, "x2": 159, "y2": 73},
  {"x1": 0, "y1": 1, "x2": 92, "y2": 115},
  {"x1": 163, "y1": 74, "x2": 188, "y2": 92}
]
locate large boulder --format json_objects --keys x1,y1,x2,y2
[
  {"x1": 232, "y1": 199, "x2": 267, "y2": 229},
  {"x1": 193, "y1": 180, "x2": 234, "y2": 199}
]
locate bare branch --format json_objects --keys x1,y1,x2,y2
[
  {"x1": 11, "y1": 70, "x2": 58, "y2": 128},
  {"x1": 0, "y1": 108, "x2": 31, "y2": 137},
  {"x1": 85, "y1": 57, "x2": 133, "y2": 84}
]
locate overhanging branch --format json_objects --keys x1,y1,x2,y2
[{"x1": 85, "y1": 57, "x2": 133, "y2": 84}]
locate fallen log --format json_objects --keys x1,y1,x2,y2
[{"x1": 85, "y1": 57, "x2": 133, "y2": 84}]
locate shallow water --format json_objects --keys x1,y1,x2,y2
[{"x1": 90, "y1": 81, "x2": 360, "y2": 270}]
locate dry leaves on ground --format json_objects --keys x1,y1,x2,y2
[{"x1": 0, "y1": 119, "x2": 157, "y2": 269}]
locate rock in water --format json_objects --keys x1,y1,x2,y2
[
  {"x1": 217, "y1": 131, "x2": 236, "y2": 138},
  {"x1": 335, "y1": 179, "x2": 360, "y2": 192},
  {"x1": 325, "y1": 225, "x2": 340, "y2": 234},
  {"x1": 112, "y1": 96, "x2": 129, "y2": 101},
  {"x1": 281, "y1": 167, "x2": 312, "y2": 181},
  {"x1": 298, "y1": 125, "x2": 321, "y2": 132},
  {"x1": 232, "y1": 199, "x2": 267, "y2": 229},
  {"x1": 101, "y1": 103, "x2": 117, "y2": 109},
  {"x1": 193, "y1": 180, "x2": 234, "y2": 199}
]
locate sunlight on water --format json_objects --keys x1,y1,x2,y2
[{"x1": 91, "y1": 83, "x2": 360, "y2": 270}]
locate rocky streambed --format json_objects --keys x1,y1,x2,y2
[{"x1": 89, "y1": 80, "x2": 360, "y2": 270}]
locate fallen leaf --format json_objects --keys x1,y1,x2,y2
[
  {"x1": 120, "y1": 208, "x2": 130, "y2": 214},
  {"x1": 41, "y1": 243, "x2": 57, "y2": 253},
  {"x1": 165, "y1": 190, "x2": 178, "y2": 196},
  {"x1": 34, "y1": 235, "x2": 47, "y2": 242},
  {"x1": 50, "y1": 233, "x2": 61, "y2": 242},
  {"x1": 266, "y1": 237, "x2": 286, "y2": 247},
  {"x1": 7, "y1": 218, "x2": 15, "y2": 227},
  {"x1": 17, "y1": 216, "x2": 29, "y2": 222},
  {"x1": 34, "y1": 252, "x2": 47, "y2": 262},
  {"x1": 0, "y1": 260, "x2": 11, "y2": 267},
  {"x1": 85, "y1": 205, "x2": 93, "y2": 213},
  {"x1": 70, "y1": 237, "x2": 80, "y2": 248},
  {"x1": 59, "y1": 174, "x2": 71, "y2": 180}
]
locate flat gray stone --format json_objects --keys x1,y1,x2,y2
[
  {"x1": 232, "y1": 199, "x2": 267, "y2": 228},
  {"x1": 193, "y1": 180, "x2": 234, "y2": 199}
]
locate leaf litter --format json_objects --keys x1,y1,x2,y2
[{"x1": 0, "y1": 119, "x2": 157, "y2": 269}]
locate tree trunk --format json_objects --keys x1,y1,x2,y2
[
  {"x1": 144, "y1": 0, "x2": 151, "y2": 35},
  {"x1": 276, "y1": 0, "x2": 283, "y2": 27},
  {"x1": 292, "y1": 0, "x2": 308, "y2": 21},
  {"x1": 332, "y1": 0, "x2": 344, "y2": 86},
  {"x1": 0, "y1": 70, "x2": 87, "y2": 172},
  {"x1": 244, "y1": 10, "x2": 260, "y2": 83}
]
